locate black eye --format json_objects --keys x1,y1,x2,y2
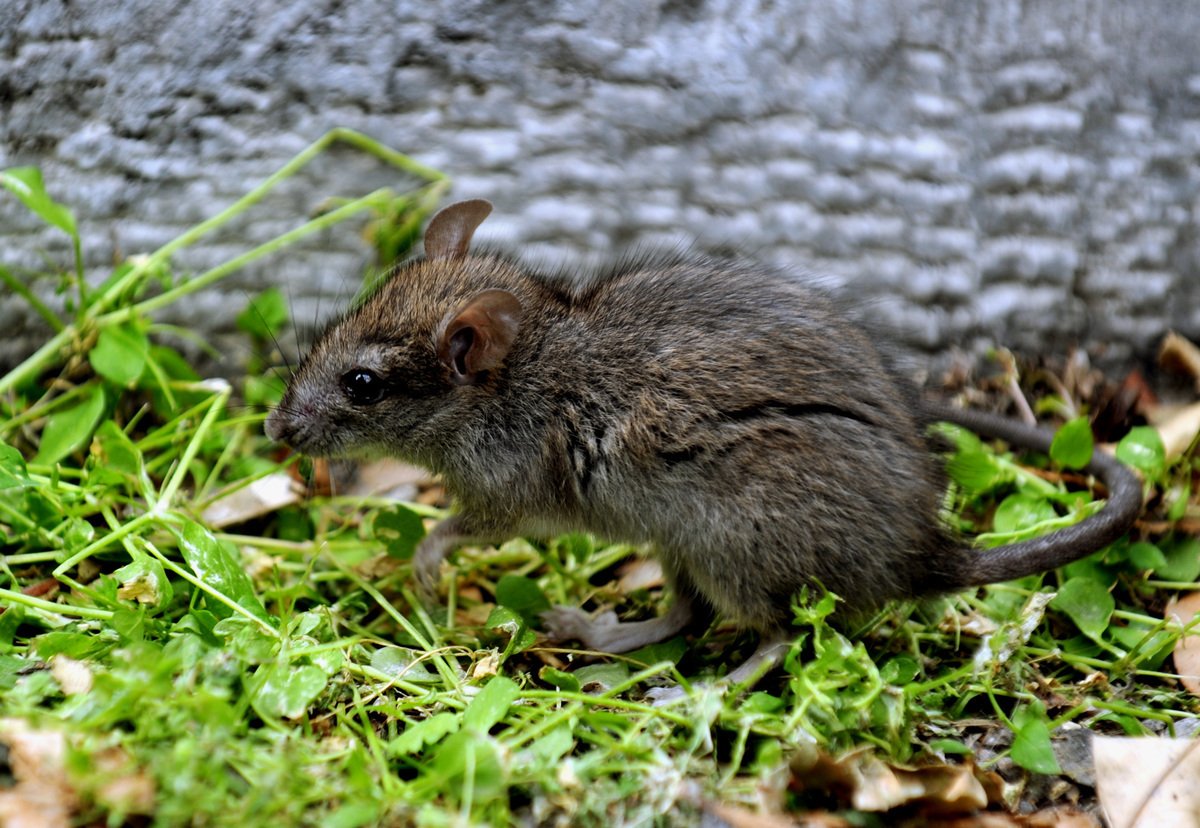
[{"x1": 340, "y1": 369, "x2": 388, "y2": 406}]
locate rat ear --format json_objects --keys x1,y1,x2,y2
[
  {"x1": 424, "y1": 199, "x2": 493, "y2": 262},
  {"x1": 438, "y1": 289, "x2": 523, "y2": 385}
]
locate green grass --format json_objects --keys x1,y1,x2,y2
[{"x1": 1, "y1": 140, "x2": 1198, "y2": 826}]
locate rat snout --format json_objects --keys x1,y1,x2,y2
[{"x1": 263, "y1": 406, "x2": 294, "y2": 444}]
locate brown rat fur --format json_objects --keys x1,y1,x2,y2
[{"x1": 266, "y1": 200, "x2": 1143, "y2": 683}]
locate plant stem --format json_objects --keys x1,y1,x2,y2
[
  {"x1": 0, "y1": 585, "x2": 112, "y2": 620},
  {"x1": 0, "y1": 264, "x2": 63, "y2": 331},
  {"x1": 157, "y1": 381, "x2": 231, "y2": 507}
]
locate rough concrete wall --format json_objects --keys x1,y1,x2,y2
[{"x1": 3, "y1": 0, "x2": 1199, "y2": 375}]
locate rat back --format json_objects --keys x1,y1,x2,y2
[{"x1": 478, "y1": 252, "x2": 959, "y2": 627}]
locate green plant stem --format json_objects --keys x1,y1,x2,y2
[
  {"x1": 1143, "y1": 580, "x2": 1200, "y2": 590},
  {"x1": 904, "y1": 663, "x2": 975, "y2": 696},
  {"x1": 157, "y1": 382, "x2": 231, "y2": 507},
  {"x1": 107, "y1": 188, "x2": 402, "y2": 323},
  {"x1": 1, "y1": 552, "x2": 61, "y2": 565},
  {"x1": 520, "y1": 690, "x2": 692, "y2": 726},
  {"x1": 0, "y1": 264, "x2": 63, "y2": 331},
  {"x1": 325, "y1": 496, "x2": 446, "y2": 519},
  {"x1": 0, "y1": 585, "x2": 112, "y2": 620},
  {"x1": 324, "y1": 551, "x2": 461, "y2": 691},
  {"x1": 53, "y1": 512, "x2": 157, "y2": 577},
  {"x1": 91, "y1": 129, "x2": 444, "y2": 322},
  {"x1": 0, "y1": 380, "x2": 95, "y2": 439},
  {"x1": 345, "y1": 662, "x2": 466, "y2": 707}
]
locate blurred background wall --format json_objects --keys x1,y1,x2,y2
[{"x1": 3, "y1": 0, "x2": 1199, "y2": 377}]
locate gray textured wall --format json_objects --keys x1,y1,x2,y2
[{"x1": 3, "y1": 0, "x2": 1200, "y2": 376}]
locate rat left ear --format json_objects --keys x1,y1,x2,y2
[
  {"x1": 438, "y1": 289, "x2": 523, "y2": 385},
  {"x1": 424, "y1": 199, "x2": 493, "y2": 262}
]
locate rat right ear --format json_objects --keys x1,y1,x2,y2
[
  {"x1": 424, "y1": 199, "x2": 493, "y2": 262},
  {"x1": 438, "y1": 289, "x2": 524, "y2": 386}
]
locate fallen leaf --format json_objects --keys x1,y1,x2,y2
[
  {"x1": 1159, "y1": 331, "x2": 1200, "y2": 391},
  {"x1": 343, "y1": 457, "x2": 425, "y2": 499},
  {"x1": 616, "y1": 557, "x2": 664, "y2": 592},
  {"x1": 928, "y1": 813, "x2": 1099, "y2": 827},
  {"x1": 116, "y1": 571, "x2": 163, "y2": 605},
  {"x1": 0, "y1": 719, "x2": 76, "y2": 828},
  {"x1": 21, "y1": 578, "x2": 61, "y2": 600},
  {"x1": 1093, "y1": 735, "x2": 1200, "y2": 828},
  {"x1": 790, "y1": 749, "x2": 993, "y2": 814},
  {"x1": 695, "y1": 799, "x2": 803, "y2": 828},
  {"x1": 471, "y1": 652, "x2": 501, "y2": 679},
  {"x1": 48, "y1": 654, "x2": 92, "y2": 696},
  {"x1": 1150, "y1": 401, "x2": 1200, "y2": 464},
  {"x1": 1165, "y1": 593, "x2": 1200, "y2": 696},
  {"x1": 201, "y1": 471, "x2": 301, "y2": 528}
]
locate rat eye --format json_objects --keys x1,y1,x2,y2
[{"x1": 340, "y1": 369, "x2": 388, "y2": 406}]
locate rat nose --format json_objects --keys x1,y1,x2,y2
[{"x1": 264, "y1": 408, "x2": 294, "y2": 443}]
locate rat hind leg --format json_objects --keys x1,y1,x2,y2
[
  {"x1": 541, "y1": 591, "x2": 696, "y2": 653},
  {"x1": 542, "y1": 564, "x2": 707, "y2": 653}
]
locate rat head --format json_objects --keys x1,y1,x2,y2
[{"x1": 265, "y1": 199, "x2": 525, "y2": 465}]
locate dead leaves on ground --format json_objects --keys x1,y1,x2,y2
[
  {"x1": 686, "y1": 747, "x2": 1101, "y2": 827},
  {"x1": 0, "y1": 719, "x2": 155, "y2": 828},
  {"x1": 737, "y1": 730, "x2": 1200, "y2": 828},
  {"x1": 1094, "y1": 736, "x2": 1200, "y2": 828},
  {"x1": 790, "y1": 748, "x2": 999, "y2": 814}
]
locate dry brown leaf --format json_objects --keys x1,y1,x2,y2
[
  {"x1": 1165, "y1": 593, "x2": 1200, "y2": 696},
  {"x1": 928, "y1": 812, "x2": 1099, "y2": 827},
  {"x1": 0, "y1": 719, "x2": 76, "y2": 828},
  {"x1": 695, "y1": 799, "x2": 802, "y2": 828},
  {"x1": 1094, "y1": 736, "x2": 1200, "y2": 828},
  {"x1": 21, "y1": 578, "x2": 61, "y2": 600},
  {"x1": 791, "y1": 749, "x2": 991, "y2": 814}
]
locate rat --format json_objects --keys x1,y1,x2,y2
[{"x1": 265, "y1": 199, "x2": 1144, "y2": 687}]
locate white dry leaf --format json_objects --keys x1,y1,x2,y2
[
  {"x1": 1151, "y1": 400, "x2": 1200, "y2": 464},
  {"x1": 1159, "y1": 331, "x2": 1200, "y2": 391},
  {"x1": 49, "y1": 654, "x2": 93, "y2": 696},
  {"x1": 343, "y1": 457, "x2": 426, "y2": 499},
  {"x1": 116, "y1": 571, "x2": 162, "y2": 605},
  {"x1": 616, "y1": 557, "x2": 664, "y2": 593},
  {"x1": 1094, "y1": 736, "x2": 1200, "y2": 828},
  {"x1": 974, "y1": 591, "x2": 1055, "y2": 671},
  {"x1": 200, "y1": 472, "x2": 301, "y2": 528},
  {"x1": 471, "y1": 652, "x2": 501, "y2": 680}
]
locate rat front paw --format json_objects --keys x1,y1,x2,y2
[{"x1": 540, "y1": 605, "x2": 619, "y2": 649}]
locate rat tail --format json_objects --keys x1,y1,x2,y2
[{"x1": 923, "y1": 402, "x2": 1145, "y2": 589}]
